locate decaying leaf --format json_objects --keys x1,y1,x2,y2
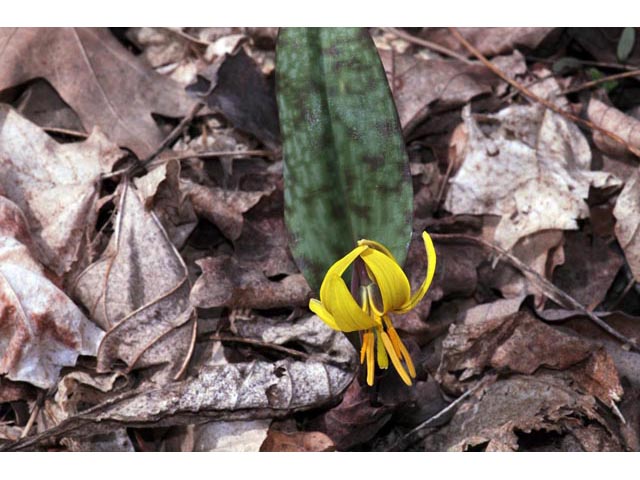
[
  {"x1": 188, "y1": 47, "x2": 280, "y2": 149},
  {"x1": 311, "y1": 380, "x2": 392, "y2": 451},
  {"x1": 588, "y1": 99, "x2": 640, "y2": 158},
  {"x1": 0, "y1": 28, "x2": 195, "y2": 157},
  {"x1": 437, "y1": 299, "x2": 623, "y2": 408},
  {"x1": 480, "y1": 228, "x2": 564, "y2": 308},
  {"x1": 8, "y1": 354, "x2": 356, "y2": 451},
  {"x1": 444, "y1": 79, "x2": 620, "y2": 250},
  {"x1": 569, "y1": 27, "x2": 640, "y2": 65},
  {"x1": 261, "y1": 429, "x2": 335, "y2": 452},
  {"x1": 72, "y1": 182, "x2": 196, "y2": 383},
  {"x1": 418, "y1": 27, "x2": 556, "y2": 57},
  {"x1": 550, "y1": 231, "x2": 623, "y2": 308},
  {"x1": 38, "y1": 370, "x2": 133, "y2": 452},
  {"x1": 134, "y1": 160, "x2": 198, "y2": 249},
  {"x1": 184, "y1": 179, "x2": 275, "y2": 241},
  {"x1": 0, "y1": 196, "x2": 104, "y2": 388},
  {"x1": 0, "y1": 106, "x2": 123, "y2": 276},
  {"x1": 190, "y1": 255, "x2": 311, "y2": 310},
  {"x1": 422, "y1": 375, "x2": 622, "y2": 452},
  {"x1": 380, "y1": 49, "x2": 527, "y2": 133},
  {"x1": 163, "y1": 420, "x2": 271, "y2": 452},
  {"x1": 613, "y1": 169, "x2": 640, "y2": 281}
]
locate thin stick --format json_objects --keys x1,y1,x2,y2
[
  {"x1": 431, "y1": 233, "x2": 640, "y2": 352},
  {"x1": 162, "y1": 27, "x2": 212, "y2": 47},
  {"x1": 559, "y1": 69, "x2": 640, "y2": 96},
  {"x1": 141, "y1": 101, "x2": 205, "y2": 168},
  {"x1": 162, "y1": 149, "x2": 274, "y2": 162},
  {"x1": 387, "y1": 379, "x2": 487, "y2": 451},
  {"x1": 448, "y1": 27, "x2": 640, "y2": 159},
  {"x1": 200, "y1": 334, "x2": 311, "y2": 361},
  {"x1": 43, "y1": 127, "x2": 89, "y2": 139},
  {"x1": 384, "y1": 28, "x2": 473, "y2": 65},
  {"x1": 527, "y1": 55, "x2": 640, "y2": 72},
  {"x1": 20, "y1": 391, "x2": 44, "y2": 439}
]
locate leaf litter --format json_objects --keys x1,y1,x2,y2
[{"x1": 2, "y1": 27, "x2": 640, "y2": 451}]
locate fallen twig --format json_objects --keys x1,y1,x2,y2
[
  {"x1": 386, "y1": 378, "x2": 489, "y2": 451},
  {"x1": 559, "y1": 69, "x2": 640, "y2": 96},
  {"x1": 449, "y1": 27, "x2": 640, "y2": 158},
  {"x1": 199, "y1": 334, "x2": 312, "y2": 361},
  {"x1": 430, "y1": 233, "x2": 640, "y2": 352}
]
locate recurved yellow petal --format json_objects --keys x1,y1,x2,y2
[
  {"x1": 321, "y1": 273, "x2": 376, "y2": 331},
  {"x1": 358, "y1": 238, "x2": 396, "y2": 261},
  {"x1": 309, "y1": 299, "x2": 340, "y2": 330},
  {"x1": 319, "y1": 244, "x2": 368, "y2": 303},
  {"x1": 360, "y1": 248, "x2": 411, "y2": 314},
  {"x1": 396, "y1": 231, "x2": 437, "y2": 314}
]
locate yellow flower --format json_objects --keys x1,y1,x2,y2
[{"x1": 309, "y1": 231, "x2": 436, "y2": 386}]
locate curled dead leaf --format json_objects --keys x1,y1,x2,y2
[
  {"x1": 0, "y1": 28, "x2": 195, "y2": 158},
  {"x1": 445, "y1": 87, "x2": 620, "y2": 250},
  {"x1": 588, "y1": 99, "x2": 640, "y2": 158},
  {"x1": 72, "y1": 182, "x2": 196, "y2": 383},
  {"x1": 0, "y1": 197, "x2": 104, "y2": 389},
  {"x1": 0, "y1": 106, "x2": 123, "y2": 276}
]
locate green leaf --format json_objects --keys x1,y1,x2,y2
[
  {"x1": 587, "y1": 68, "x2": 619, "y2": 93},
  {"x1": 617, "y1": 27, "x2": 636, "y2": 62},
  {"x1": 276, "y1": 28, "x2": 413, "y2": 292}
]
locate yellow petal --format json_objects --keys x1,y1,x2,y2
[
  {"x1": 309, "y1": 299, "x2": 340, "y2": 330},
  {"x1": 357, "y1": 238, "x2": 396, "y2": 261},
  {"x1": 321, "y1": 273, "x2": 376, "y2": 331},
  {"x1": 396, "y1": 231, "x2": 437, "y2": 314},
  {"x1": 319, "y1": 245, "x2": 368, "y2": 303},
  {"x1": 360, "y1": 248, "x2": 411, "y2": 313},
  {"x1": 380, "y1": 331, "x2": 412, "y2": 386}
]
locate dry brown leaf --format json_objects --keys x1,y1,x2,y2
[
  {"x1": 134, "y1": 160, "x2": 198, "y2": 249},
  {"x1": 418, "y1": 27, "x2": 555, "y2": 57},
  {"x1": 613, "y1": 168, "x2": 640, "y2": 281},
  {"x1": 437, "y1": 303, "x2": 623, "y2": 407},
  {"x1": 9, "y1": 351, "x2": 356, "y2": 450},
  {"x1": 0, "y1": 196, "x2": 104, "y2": 388},
  {"x1": 261, "y1": 430, "x2": 335, "y2": 452},
  {"x1": 0, "y1": 28, "x2": 195, "y2": 158},
  {"x1": 380, "y1": 51, "x2": 492, "y2": 132},
  {"x1": 310, "y1": 380, "x2": 392, "y2": 451},
  {"x1": 380, "y1": 49, "x2": 527, "y2": 134},
  {"x1": 423, "y1": 375, "x2": 622, "y2": 452},
  {"x1": 0, "y1": 106, "x2": 123, "y2": 276},
  {"x1": 435, "y1": 297, "x2": 526, "y2": 393},
  {"x1": 588, "y1": 99, "x2": 640, "y2": 158},
  {"x1": 185, "y1": 179, "x2": 275, "y2": 241},
  {"x1": 72, "y1": 182, "x2": 196, "y2": 383},
  {"x1": 551, "y1": 231, "x2": 623, "y2": 308},
  {"x1": 233, "y1": 187, "x2": 299, "y2": 277},
  {"x1": 166, "y1": 420, "x2": 271, "y2": 452},
  {"x1": 14, "y1": 80, "x2": 84, "y2": 132},
  {"x1": 37, "y1": 370, "x2": 133, "y2": 452},
  {"x1": 480, "y1": 228, "x2": 564, "y2": 309},
  {"x1": 444, "y1": 84, "x2": 620, "y2": 250},
  {"x1": 190, "y1": 255, "x2": 311, "y2": 310},
  {"x1": 188, "y1": 48, "x2": 280, "y2": 149},
  {"x1": 569, "y1": 28, "x2": 640, "y2": 65}
]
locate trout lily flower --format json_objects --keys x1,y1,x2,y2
[{"x1": 310, "y1": 231, "x2": 436, "y2": 386}]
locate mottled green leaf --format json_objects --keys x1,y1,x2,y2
[
  {"x1": 617, "y1": 27, "x2": 636, "y2": 62},
  {"x1": 276, "y1": 28, "x2": 413, "y2": 292}
]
